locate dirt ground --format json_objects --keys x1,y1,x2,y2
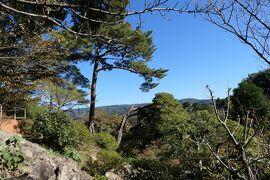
[{"x1": 0, "y1": 119, "x2": 21, "y2": 134}]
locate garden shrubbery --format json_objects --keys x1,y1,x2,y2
[
  {"x1": 72, "y1": 121, "x2": 95, "y2": 150},
  {"x1": 83, "y1": 149, "x2": 123, "y2": 176},
  {"x1": 31, "y1": 111, "x2": 78, "y2": 151},
  {"x1": 94, "y1": 132, "x2": 118, "y2": 150}
]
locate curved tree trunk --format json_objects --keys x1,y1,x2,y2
[{"x1": 117, "y1": 105, "x2": 138, "y2": 147}]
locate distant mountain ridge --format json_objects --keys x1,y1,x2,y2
[
  {"x1": 179, "y1": 98, "x2": 212, "y2": 105},
  {"x1": 68, "y1": 98, "x2": 211, "y2": 119}
]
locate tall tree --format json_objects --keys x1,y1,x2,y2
[
  {"x1": 57, "y1": 22, "x2": 168, "y2": 133},
  {"x1": 139, "y1": 93, "x2": 189, "y2": 138},
  {"x1": 231, "y1": 71, "x2": 270, "y2": 130},
  {"x1": 248, "y1": 69, "x2": 270, "y2": 99},
  {"x1": 0, "y1": 24, "x2": 88, "y2": 109},
  {"x1": 231, "y1": 80, "x2": 270, "y2": 121},
  {"x1": 0, "y1": 32, "x2": 65, "y2": 109}
]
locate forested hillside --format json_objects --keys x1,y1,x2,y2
[{"x1": 1, "y1": 0, "x2": 270, "y2": 180}]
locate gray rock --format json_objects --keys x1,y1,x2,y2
[
  {"x1": 0, "y1": 131, "x2": 92, "y2": 180},
  {"x1": 105, "y1": 171, "x2": 123, "y2": 180}
]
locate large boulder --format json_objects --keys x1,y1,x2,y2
[{"x1": 0, "y1": 131, "x2": 92, "y2": 180}]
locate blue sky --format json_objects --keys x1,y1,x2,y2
[{"x1": 77, "y1": 10, "x2": 267, "y2": 107}]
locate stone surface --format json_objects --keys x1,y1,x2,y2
[
  {"x1": 0, "y1": 131, "x2": 93, "y2": 180},
  {"x1": 105, "y1": 171, "x2": 123, "y2": 180}
]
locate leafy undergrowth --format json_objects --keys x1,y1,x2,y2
[{"x1": 0, "y1": 136, "x2": 25, "y2": 179}]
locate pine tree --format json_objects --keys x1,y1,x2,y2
[{"x1": 56, "y1": 22, "x2": 168, "y2": 133}]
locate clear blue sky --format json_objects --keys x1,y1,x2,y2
[{"x1": 77, "y1": 10, "x2": 267, "y2": 107}]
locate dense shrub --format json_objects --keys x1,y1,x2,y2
[
  {"x1": 31, "y1": 111, "x2": 78, "y2": 151},
  {"x1": 98, "y1": 150, "x2": 123, "y2": 169},
  {"x1": 83, "y1": 159, "x2": 106, "y2": 177},
  {"x1": 93, "y1": 175, "x2": 107, "y2": 180},
  {"x1": 72, "y1": 121, "x2": 95, "y2": 150},
  {"x1": 129, "y1": 159, "x2": 180, "y2": 180},
  {"x1": 0, "y1": 136, "x2": 24, "y2": 171},
  {"x1": 83, "y1": 150, "x2": 123, "y2": 176},
  {"x1": 95, "y1": 132, "x2": 118, "y2": 150},
  {"x1": 19, "y1": 103, "x2": 47, "y2": 137}
]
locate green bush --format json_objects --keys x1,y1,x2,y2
[
  {"x1": 130, "y1": 159, "x2": 177, "y2": 180},
  {"x1": 72, "y1": 121, "x2": 95, "y2": 149},
  {"x1": 0, "y1": 136, "x2": 24, "y2": 171},
  {"x1": 83, "y1": 159, "x2": 106, "y2": 176},
  {"x1": 83, "y1": 150, "x2": 123, "y2": 176},
  {"x1": 94, "y1": 175, "x2": 107, "y2": 180},
  {"x1": 95, "y1": 132, "x2": 117, "y2": 150},
  {"x1": 64, "y1": 148, "x2": 82, "y2": 162},
  {"x1": 31, "y1": 111, "x2": 78, "y2": 151},
  {"x1": 98, "y1": 150, "x2": 123, "y2": 169}
]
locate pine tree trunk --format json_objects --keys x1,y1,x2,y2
[
  {"x1": 88, "y1": 59, "x2": 99, "y2": 133},
  {"x1": 49, "y1": 95, "x2": 53, "y2": 111}
]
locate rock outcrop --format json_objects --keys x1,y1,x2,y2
[{"x1": 0, "y1": 131, "x2": 92, "y2": 180}]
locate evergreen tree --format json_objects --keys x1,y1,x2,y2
[
  {"x1": 134, "y1": 93, "x2": 189, "y2": 149},
  {"x1": 248, "y1": 69, "x2": 270, "y2": 99},
  {"x1": 56, "y1": 22, "x2": 168, "y2": 133},
  {"x1": 0, "y1": 29, "x2": 88, "y2": 109},
  {"x1": 231, "y1": 80, "x2": 270, "y2": 124}
]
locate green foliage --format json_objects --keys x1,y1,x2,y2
[
  {"x1": 98, "y1": 150, "x2": 123, "y2": 170},
  {"x1": 56, "y1": 21, "x2": 167, "y2": 92},
  {"x1": 95, "y1": 133, "x2": 118, "y2": 150},
  {"x1": 178, "y1": 110, "x2": 224, "y2": 177},
  {"x1": 0, "y1": 31, "x2": 77, "y2": 110},
  {"x1": 27, "y1": 102, "x2": 48, "y2": 120},
  {"x1": 80, "y1": 109, "x2": 122, "y2": 134},
  {"x1": 84, "y1": 150, "x2": 123, "y2": 176},
  {"x1": 95, "y1": 110, "x2": 122, "y2": 134},
  {"x1": 136, "y1": 93, "x2": 190, "y2": 146},
  {"x1": 121, "y1": 93, "x2": 191, "y2": 156},
  {"x1": 72, "y1": 121, "x2": 95, "y2": 149},
  {"x1": 93, "y1": 175, "x2": 107, "y2": 180},
  {"x1": 31, "y1": 111, "x2": 78, "y2": 151},
  {"x1": 0, "y1": 136, "x2": 24, "y2": 171},
  {"x1": 0, "y1": 174, "x2": 8, "y2": 180},
  {"x1": 232, "y1": 80, "x2": 270, "y2": 119},
  {"x1": 64, "y1": 149, "x2": 82, "y2": 163},
  {"x1": 129, "y1": 159, "x2": 182, "y2": 180},
  {"x1": 37, "y1": 79, "x2": 88, "y2": 111},
  {"x1": 188, "y1": 110, "x2": 220, "y2": 143},
  {"x1": 147, "y1": 93, "x2": 190, "y2": 135},
  {"x1": 191, "y1": 102, "x2": 212, "y2": 111},
  {"x1": 248, "y1": 69, "x2": 270, "y2": 99}
]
